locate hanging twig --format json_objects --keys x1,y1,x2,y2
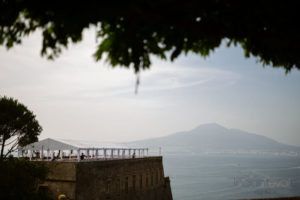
[{"x1": 135, "y1": 72, "x2": 140, "y2": 94}]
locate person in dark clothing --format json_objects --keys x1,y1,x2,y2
[{"x1": 80, "y1": 153, "x2": 85, "y2": 160}]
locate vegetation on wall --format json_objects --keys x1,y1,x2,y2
[
  {"x1": 0, "y1": 157, "x2": 52, "y2": 200},
  {"x1": 0, "y1": 96, "x2": 49, "y2": 199}
]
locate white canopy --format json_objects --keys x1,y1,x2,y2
[
  {"x1": 19, "y1": 138, "x2": 149, "y2": 161},
  {"x1": 20, "y1": 138, "x2": 78, "y2": 151},
  {"x1": 20, "y1": 138, "x2": 142, "y2": 151}
]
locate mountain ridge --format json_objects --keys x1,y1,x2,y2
[{"x1": 129, "y1": 123, "x2": 300, "y2": 156}]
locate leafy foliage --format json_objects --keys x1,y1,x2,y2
[
  {"x1": 0, "y1": 96, "x2": 42, "y2": 159},
  {"x1": 0, "y1": 0, "x2": 299, "y2": 72},
  {"x1": 0, "y1": 157, "x2": 52, "y2": 200}
]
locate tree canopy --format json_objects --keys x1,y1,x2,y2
[
  {"x1": 0, "y1": 157, "x2": 52, "y2": 200},
  {"x1": 0, "y1": 96, "x2": 42, "y2": 160},
  {"x1": 0, "y1": 0, "x2": 299, "y2": 72}
]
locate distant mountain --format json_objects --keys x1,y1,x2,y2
[{"x1": 129, "y1": 123, "x2": 300, "y2": 156}]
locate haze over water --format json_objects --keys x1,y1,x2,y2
[
  {"x1": 164, "y1": 155, "x2": 300, "y2": 200},
  {"x1": 137, "y1": 124, "x2": 300, "y2": 200}
]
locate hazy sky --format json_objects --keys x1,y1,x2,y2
[{"x1": 1, "y1": 29, "x2": 300, "y2": 146}]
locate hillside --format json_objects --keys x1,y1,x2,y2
[{"x1": 129, "y1": 123, "x2": 300, "y2": 156}]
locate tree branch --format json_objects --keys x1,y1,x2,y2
[
  {"x1": 0, "y1": 137, "x2": 6, "y2": 159},
  {"x1": 4, "y1": 136, "x2": 19, "y2": 146},
  {"x1": 4, "y1": 140, "x2": 19, "y2": 158}
]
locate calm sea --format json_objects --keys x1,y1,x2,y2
[{"x1": 163, "y1": 155, "x2": 300, "y2": 200}]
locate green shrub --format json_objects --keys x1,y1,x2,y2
[{"x1": 0, "y1": 157, "x2": 52, "y2": 200}]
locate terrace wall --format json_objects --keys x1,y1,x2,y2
[{"x1": 43, "y1": 156, "x2": 172, "y2": 200}]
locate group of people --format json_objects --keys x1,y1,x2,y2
[{"x1": 79, "y1": 152, "x2": 136, "y2": 160}]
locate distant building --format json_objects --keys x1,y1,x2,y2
[{"x1": 19, "y1": 138, "x2": 173, "y2": 200}]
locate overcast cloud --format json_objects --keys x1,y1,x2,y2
[{"x1": 1, "y1": 29, "x2": 299, "y2": 146}]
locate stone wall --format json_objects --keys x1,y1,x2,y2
[
  {"x1": 43, "y1": 156, "x2": 172, "y2": 200},
  {"x1": 44, "y1": 162, "x2": 77, "y2": 199}
]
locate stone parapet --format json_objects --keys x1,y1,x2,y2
[{"x1": 40, "y1": 156, "x2": 172, "y2": 200}]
